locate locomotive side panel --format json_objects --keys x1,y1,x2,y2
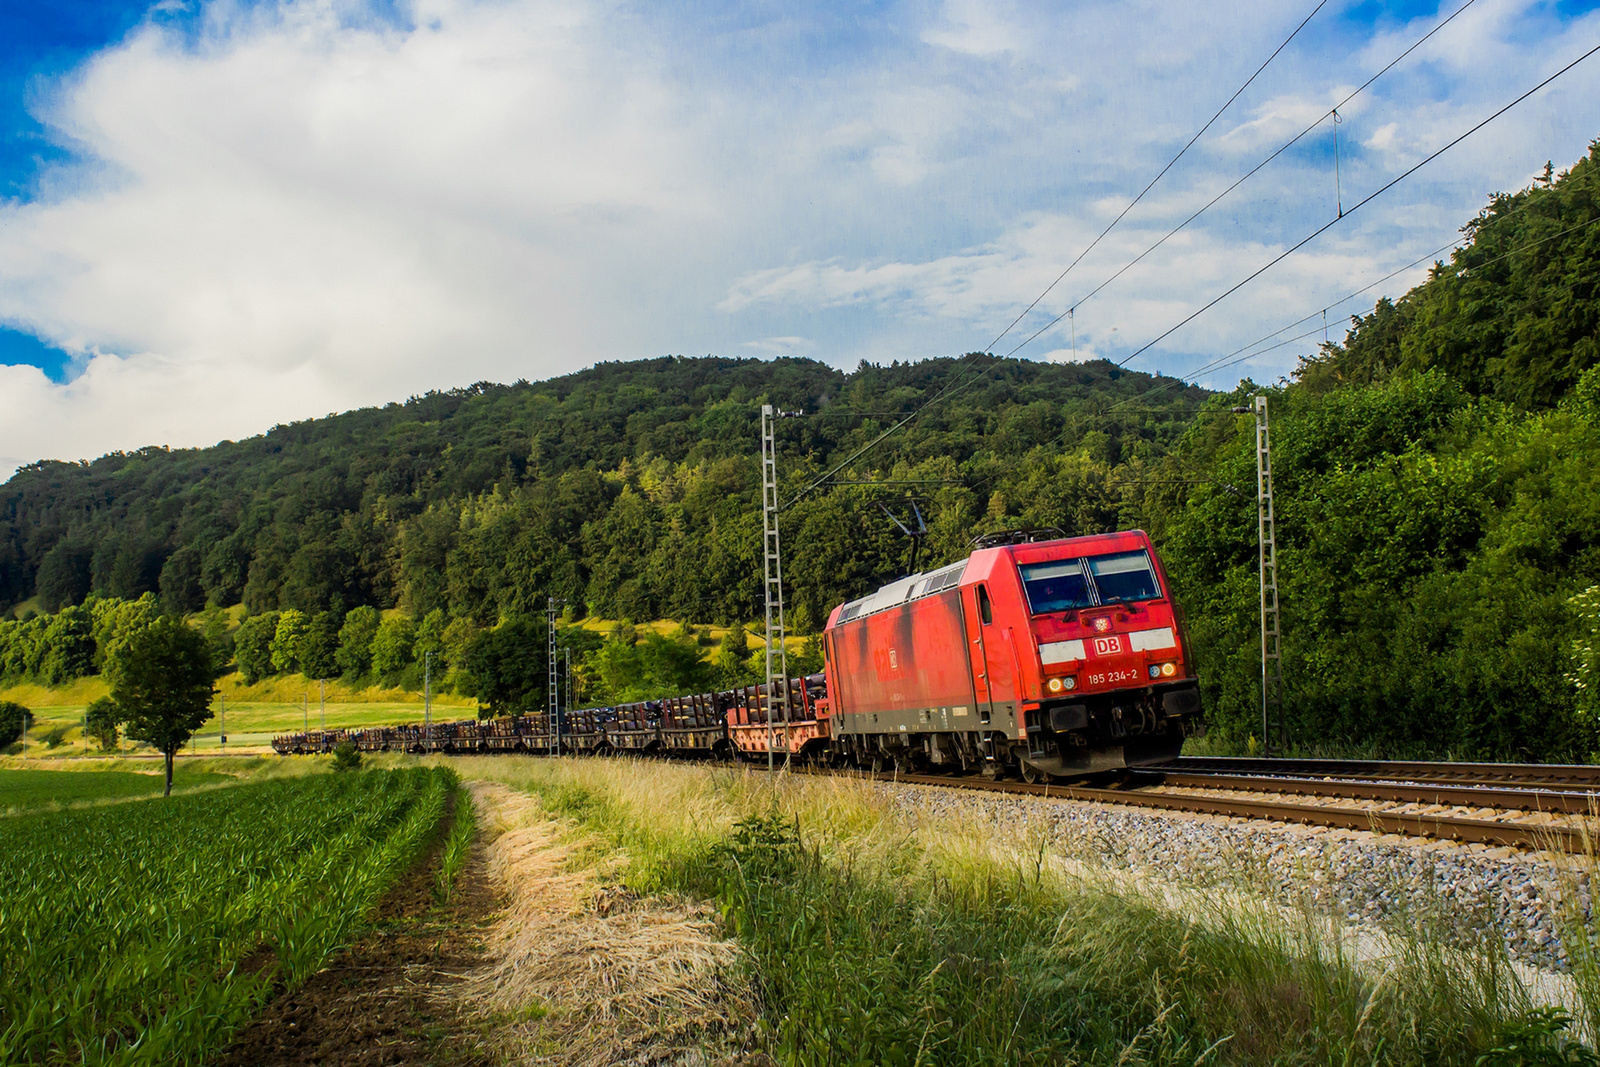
[{"x1": 826, "y1": 588, "x2": 981, "y2": 737}]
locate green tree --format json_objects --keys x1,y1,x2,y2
[
  {"x1": 0, "y1": 701, "x2": 32, "y2": 749},
  {"x1": 270, "y1": 609, "x2": 309, "y2": 674},
  {"x1": 712, "y1": 625, "x2": 753, "y2": 688},
  {"x1": 1569, "y1": 585, "x2": 1600, "y2": 755},
  {"x1": 370, "y1": 616, "x2": 416, "y2": 679},
  {"x1": 415, "y1": 608, "x2": 448, "y2": 667},
  {"x1": 789, "y1": 633, "x2": 825, "y2": 677},
  {"x1": 200, "y1": 606, "x2": 234, "y2": 675},
  {"x1": 39, "y1": 604, "x2": 95, "y2": 685},
  {"x1": 466, "y1": 616, "x2": 547, "y2": 716},
  {"x1": 105, "y1": 616, "x2": 216, "y2": 796},
  {"x1": 35, "y1": 541, "x2": 92, "y2": 612},
  {"x1": 233, "y1": 611, "x2": 280, "y2": 685},
  {"x1": 84, "y1": 696, "x2": 121, "y2": 751},
  {"x1": 158, "y1": 543, "x2": 205, "y2": 614},
  {"x1": 299, "y1": 611, "x2": 342, "y2": 680},
  {"x1": 336, "y1": 606, "x2": 380, "y2": 677},
  {"x1": 90, "y1": 594, "x2": 159, "y2": 670}
]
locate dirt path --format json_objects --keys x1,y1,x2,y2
[
  {"x1": 216, "y1": 802, "x2": 500, "y2": 1067},
  {"x1": 460, "y1": 781, "x2": 764, "y2": 1067}
]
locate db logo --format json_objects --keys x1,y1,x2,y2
[
  {"x1": 1092, "y1": 635, "x2": 1124, "y2": 656},
  {"x1": 872, "y1": 647, "x2": 902, "y2": 679}
]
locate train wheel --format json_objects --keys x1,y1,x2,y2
[
  {"x1": 980, "y1": 760, "x2": 1005, "y2": 781},
  {"x1": 1019, "y1": 760, "x2": 1042, "y2": 785}
]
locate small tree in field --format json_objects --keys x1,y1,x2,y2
[
  {"x1": 84, "y1": 697, "x2": 121, "y2": 751},
  {"x1": 106, "y1": 616, "x2": 216, "y2": 796},
  {"x1": 331, "y1": 741, "x2": 363, "y2": 772},
  {"x1": 0, "y1": 701, "x2": 32, "y2": 750}
]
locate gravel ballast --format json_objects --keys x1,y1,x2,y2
[{"x1": 880, "y1": 781, "x2": 1594, "y2": 972}]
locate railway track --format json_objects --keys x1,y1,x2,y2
[
  {"x1": 1163, "y1": 755, "x2": 1600, "y2": 789},
  {"x1": 833, "y1": 762, "x2": 1600, "y2": 854}
]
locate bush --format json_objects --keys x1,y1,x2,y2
[
  {"x1": 331, "y1": 741, "x2": 363, "y2": 773},
  {"x1": 42, "y1": 725, "x2": 70, "y2": 749},
  {"x1": 0, "y1": 701, "x2": 32, "y2": 748}
]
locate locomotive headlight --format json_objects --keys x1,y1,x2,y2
[
  {"x1": 1148, "y1": 664, "x2": 1161, "y2": 679},
  {"x1": 1047, "y1": 677, "x2": 1064, "y2": 693},
  {"x1": 1062, "y1": 676, "x2": 1077, "y2": 691},
  {"x1": 1161, "y1": 662, "x2": 1177, "y2": 677},
  {"x1": 1091, "y1": 617, "x2": 1112, "y2": 633}
]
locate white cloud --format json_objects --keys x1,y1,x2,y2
[
  {"x1": 742, "y1": 336, "x2": 812, "y2": 354},
  {"x1": 0, "y1": 0, "x2": 1597, "y2": 477},
  {"x1": 922, "y1": 0, "x2": 1021, "y2": 56}
]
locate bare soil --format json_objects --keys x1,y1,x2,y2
[{"x1": 216, "y1": 802, "x2": 500, "y2": 1067}]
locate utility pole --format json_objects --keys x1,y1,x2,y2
[
  {"x1": 761, "y1": 404, "x2": 794, "y2": 771},
  {"x1": 1255, "y1": 395, "x2": 1285, "y2": 755},
  {"x1": 548, "y1": 596, "x2": 561, "y2": 756},
  {"x1": 565, "y1": 647, "x2": 572, "y2": 715},
  {"x1": 220, "y1": 695, "x2": 226, "y2": 752},
  {"x1": 319, "y1": 679, "x2": 325, "y2": 734},
  {"x1": 423, "y1": 652, "x2": 432, "y2": 748}
]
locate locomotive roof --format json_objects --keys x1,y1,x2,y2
[{"x1": 834, "y1": 558, "x2": 969, "y2": 624}]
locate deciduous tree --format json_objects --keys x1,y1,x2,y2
[{"x1": 106, "y1": 616, "x2": 216, "y2": 796}]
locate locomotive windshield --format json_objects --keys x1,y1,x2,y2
[
  {"x1": 1019, "y1": 560, "x2": 1094, "y2": 613},
  {"x1": 1087, "y1": 550, "x2": 1161, "y2": 604},
  {"x1": 1020, "y1": 550, "x2": 1162, "y2": 613}
]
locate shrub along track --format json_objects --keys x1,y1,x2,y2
[{"x1": 216, "y1": 790, "x2": 499, "y2": 1067}]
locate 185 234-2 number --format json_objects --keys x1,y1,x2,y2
[{"x1": 1086, "y1": 668, "x2": 1142, "y2": 687}]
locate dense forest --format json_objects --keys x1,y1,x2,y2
[{"x1": 3, "y1": 140, "x2": 1599, "y2": 760}]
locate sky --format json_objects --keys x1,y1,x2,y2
[{"x1": 1, "y1": 0, "x2": 1598, "y2": 478}]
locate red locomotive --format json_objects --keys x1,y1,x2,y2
[{"x1": 821, "y1": 529, "x2": 1201, "y2": 780}]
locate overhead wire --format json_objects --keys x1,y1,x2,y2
[
  {"x1": 998, "y1": 0, "x2": 1483, "y2": 361},
  {"x1": 954, "y1": 207, "x2": 1599, "y2": 502},
  {"x1": 984, "y1": 0, "x2": 1332, "y2": 355},
  {"x1": 1100, "y1": 209, "x2": 1597, "y2": 412},
  {"x1": 1111, "y1": 38, "x2": 1600, "y2": 371}
]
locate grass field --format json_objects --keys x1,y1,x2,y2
[
  {"x1": 0, "y1": 765, "x2": 456, "y2": 1065},
  {"x1": 1, "y1": 699, "x2": 478, "y2": 758},
  {"x1": 456, "y1": 756, "x2": 1600, "y2": 1067},
  {"x1": 0, "y1": 766, "x2": 240, "y2": 814}
]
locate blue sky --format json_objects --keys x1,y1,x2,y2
[{"x1": 1, "y1": 0, "x2": 1598, "y2": 476}]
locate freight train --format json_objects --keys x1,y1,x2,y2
[{"x1": 273, "y1": 529, "x2": 1203, "y2": 780}]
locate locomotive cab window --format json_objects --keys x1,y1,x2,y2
[
  {"x1": 1019, "y1": 560, "x2": 1093, "y2": 614},
  {"x1": 1088, "y1": 550, "x2": 1161, "y2": 604},
  {"x1": 977, "y1": 584, "x2": 993, "y2": 625}
]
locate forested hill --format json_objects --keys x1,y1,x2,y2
[{"x1": 0, "y1": 355, "x2": 1207, "y2": 628}]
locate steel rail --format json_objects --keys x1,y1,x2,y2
[
  {"x1": 1133, "y1": 770, "x2": 1600, "y2": 816},
  {"x1": 1164, "y1": 756, "x2": 1600, "y2": 788},
  {"x1": 835, "y1": 768, "x2": 1592, "y2": 853}
]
